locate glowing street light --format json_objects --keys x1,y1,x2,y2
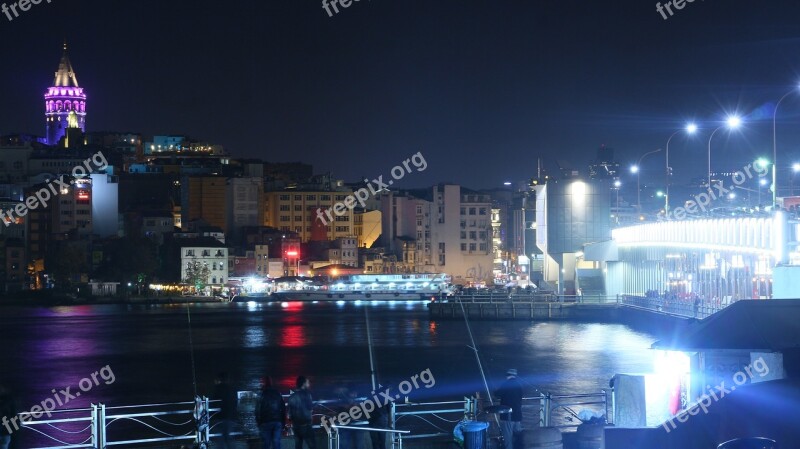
[
  {"x1": 793, "y1": 163, "x2": 800, "y2": 173},
  {"x1": 630, "y1": 165, "x2": 640, "y2": 174},
  {"x1": 773, "y1": 85, "x2": 800, "y2": 207},
  {"x1": 708, "y1": 115, "x2": 743, "y2": 189},
  {"x1": 665, "y1": 123, "x2": 698, "y2": 215}
]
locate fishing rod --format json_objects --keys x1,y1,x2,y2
[
  {"x1": 457, "y1": 299, "x2": 501, "y2": 430},
  {"x1": 365, "y1": 306, "x2": 378, "y2": 392}
]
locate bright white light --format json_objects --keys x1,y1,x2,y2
[
  {"x1": 793, "y1": 163, "x2": 800, "y2": 173},
  {"x1": 760, "y1": 178, "x2": 768, "y2": 186},
  {"x1": 686, "y1": 123, "x2": 698, "y2": 134},
  {"x1": 614, "y1": 180, "x2": 621, "y2": 188},
  {"x1": 728, "y1": 193, "x2": 736, "y2": 199},
  {"x1": 630, "y1": 165, "x2": 640, "y2": 174},
  {"x1": 727, "y1": 116, "x2": 742, "y2": 129},
  {"x1": 503, "y1": 181, "x2": 512, "y2": 186}
]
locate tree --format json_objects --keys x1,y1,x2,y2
[
  {"x1": 184, "y1": 260, "x2": 211, "y2": 291},
  {"x1": 97, "y1": 236, "x2": 158, "y2": 284},
  {"x1": 47, "y1": 243, "x2": 88, "y2": 288}
]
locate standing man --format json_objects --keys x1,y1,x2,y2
[
  {"x1": 288, "y1": 376, "x2": 316, "y2": 449},
  {"x1": 257, "y1": 376, "x2": 286, "y2": 449},
  {"x1": 213, "y1": 372, "x2": 238, "y2": 449},
  {"x1": 367, "y1": 399, "x2": 388, "y2": 449},
  {"x1": 0, "y1": 384, "x2": 15, "y2": 449},
  {"x1": 496, "y1": 369, "x2": 523, "y2": 449}
]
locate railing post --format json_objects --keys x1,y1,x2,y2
[
  {"x1": 98, "y1": 403, "x2": 106, "y2": 449},
  {"x1": 203, "y1": 396, "x2": 210, "y2": 445},
  {"x1": 90, "y1": 404, "x2": 99, "y2": 449},
  {"x1": 390, "y1": 400, "x2": 396, "y2": 431},
  {"x1": 543, "y1": 394, "x2": 551, "y2": 427}
]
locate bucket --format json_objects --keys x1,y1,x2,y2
[
  {"x1": 575, "y1": 423, "x2": 604, "y2": 449},
  {"x1": 463, "y1": 421, "x2": 490, "y2": 449},
  {"x1": 717, "y1": 437, "x2": 777, "y2": 449},
  {"x1": 523, "y1": 427, "x2": 562, "y2": 449}
]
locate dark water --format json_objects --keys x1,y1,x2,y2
[
  {"x1": 0, "y1": 301, "x2": 657, "y2": 407},
  {"x1": 0, "y1": 301, "x2": 658, "y2": 445}
]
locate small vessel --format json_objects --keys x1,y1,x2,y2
[{"x1": 272, "y1": 273, "x2": 453, "y2": 301}]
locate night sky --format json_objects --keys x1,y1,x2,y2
[{"x1": 2, "y1": 0, "x2": 800, "y2": 188}]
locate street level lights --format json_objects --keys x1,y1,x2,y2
[
  {"x1": 632, "y1": 148, "x2": 663, "y2": 213},
  {"x1": 665, "y1": 123, "x2": 698, "y2": 215},
  {"x1": 756, "y1": 158, "x2": 774, "y2": 209},
  {"x1": 792, "y1": 163, "x2": 800, "y2": 196},
  {"x1": 773, "y1": 86, "x2": 800, "y2": 208},
  {"x1": 707, "y1": 116, "x2": 742, "y2": 189}
]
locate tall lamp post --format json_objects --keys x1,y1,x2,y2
[
  {"x1": 631, "y1": 148, "x2": 663, "y2": 214},
  {"x1": 772, "y1": 86, "x2": 800, "y2": 208},
  {"x1": 613, "y1": 179, "x2": 621, "y2": 224},
  {"x1": 665, "y1": 123, "x2": 698, "y2": 215},
  {"x1": 707, "y1": 116, "x2": 742, "y2": 188}
]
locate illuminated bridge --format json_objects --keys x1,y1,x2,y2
[{"x1": 583, "y1": 213, "x2": 800, "y2": 301}]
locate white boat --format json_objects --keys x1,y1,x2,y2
[{"x1": 273, "y1": 273, "x2": 453, "y2": 301}]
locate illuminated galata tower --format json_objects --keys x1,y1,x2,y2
[{"x1": 44, "y1": 42, "x2": 86, "y2": 146}]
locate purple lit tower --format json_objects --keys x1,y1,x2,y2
[{"x1": 44, "y1": 42, "x2": 86, "y2": 146}]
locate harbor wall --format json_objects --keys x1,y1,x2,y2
[{"x1": 427, "y1": 301, "x2": 693, "y2": 337}]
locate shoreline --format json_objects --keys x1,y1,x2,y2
[{"x1": 0, "y1": 295, "x2": 222, "y2": 307}]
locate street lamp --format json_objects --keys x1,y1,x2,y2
[
  {"x1": 665, "y1": 123, "x2": 698, "y2": 215},
  {"x1": 707, "y1": 116, "x2": 742, "y2": 188},
  {"x1": 773, "y1": 86, "x2": 800, "y2": 207},
  {"x1": 613, "y1": 180, "x2": 621, "y2": 224},
  {"x1": 756, "y1": 158, "x2": 774, "y2": 208},
  {"x1": 633, "y1": 148, "x2": 663, "y2": 213}
]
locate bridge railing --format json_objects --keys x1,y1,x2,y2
[
  {"x1": 440, "y1": 293, "x2": 619, "y2": 304},
  {"x1": 620, "y1": 295, "x2": 741, "y2": 319}
]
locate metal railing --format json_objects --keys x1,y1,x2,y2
[
  {"x1": 327, "y1": 425, "x2": 410, "y2": 449},
  {"x1": 390, "y1": 398, "x2": 475, "y2": 440},
  {"x1": 531, "y1": 391, "x2": 612, "y2": 428},
  {"x1": 620, "y1": 294, "x2": 741, "y2": 319},
  {"x1": 17, "y1": 398, "x2": 215, "y2": 449},
  {"x1": 15, "y1": 391, "x2": 609, "y2": 448},
  {"x1": 442, "y1": 293, "x2": 619, "y2": 304},
  {"x1": 17, "y1": 405, "x2": 98, "y2": 449}
]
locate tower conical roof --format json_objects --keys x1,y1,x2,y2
[{"x1": 53, "y1": 41, "x2": 79, "y2": 87}]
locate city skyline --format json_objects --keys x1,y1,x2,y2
[{"x1": 2, "y1": 1, "x2": 800, "y2": 188}]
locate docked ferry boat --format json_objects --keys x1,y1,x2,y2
[{"x1": 273, "y1": 273, "x2": 453, "y2": 301}]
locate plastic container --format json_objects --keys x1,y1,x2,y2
[
  {"x1": 462, "y1": 421, "x2": 490, "y2": 449},
  {"x1": 717, "y1": 437, "x2": 777, "y2": 449}
]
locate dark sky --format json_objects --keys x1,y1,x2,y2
[{"x1": 2, "y1": 0, "x2": 800, "y2": 188}]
